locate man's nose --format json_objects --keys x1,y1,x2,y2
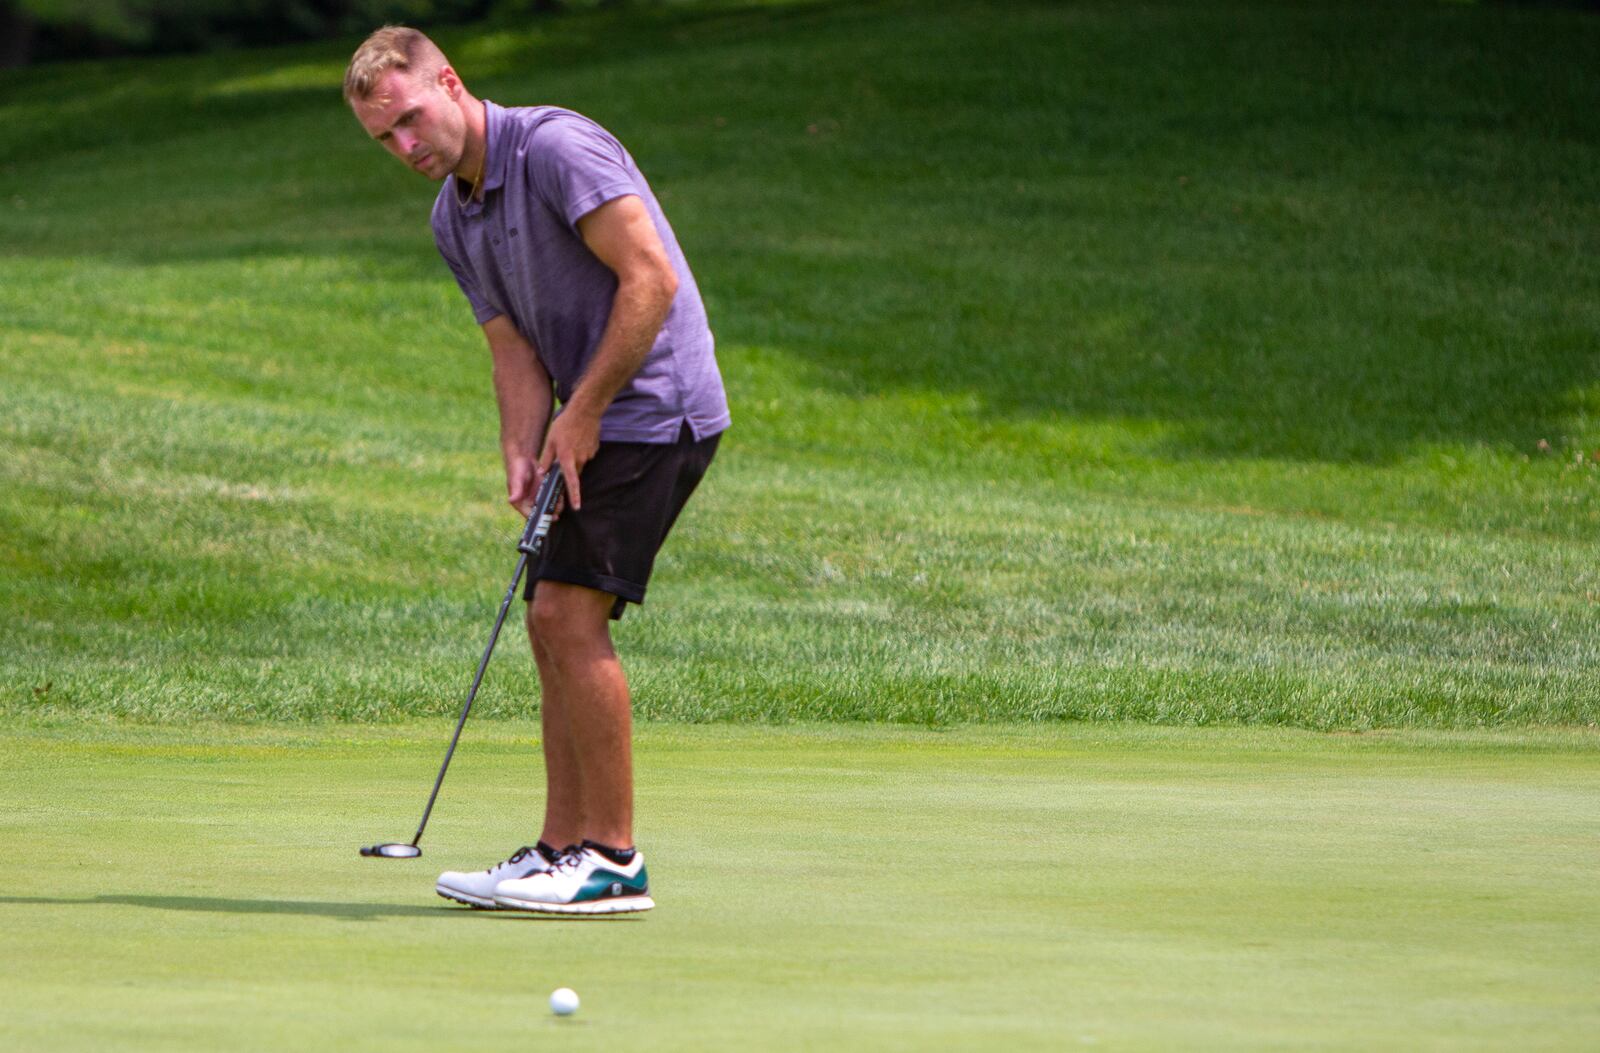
[{"x1": 394, "y1": 130, "x2": 417, "y2": 156}]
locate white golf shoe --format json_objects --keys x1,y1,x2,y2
[
  {"x1": 493, "y1": 843, "x2": 654, "y2": 915},
  {"x1": 436, "y1": 844, "x2": 560, "y2": 909}
]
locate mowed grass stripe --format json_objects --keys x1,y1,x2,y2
[{"x1": 4, "y1": 417, "x2": 1596, "y2": 724}]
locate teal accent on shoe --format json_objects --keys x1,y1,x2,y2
[{"x1": 576, "y1": 863, "x2": 649, "y2": 901}]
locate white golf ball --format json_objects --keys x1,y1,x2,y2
[{"x1": 550, "y1": 987, "x2": 580, "y2": 1016}]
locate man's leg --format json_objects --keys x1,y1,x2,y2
[
  {"x1": 528, "y1": 601, "x2": 586, "y2": 849},
  {"x1": 495, "y1": 430, "x2": 717, "y2": 913},
  {"x1": 529, "y1": 580, "x2": 634, "y2": 849},
  {"x1": 432, "y1": 609, "x2": 576, "y2": 908}
]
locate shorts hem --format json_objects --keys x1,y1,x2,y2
[{"x1": 528, "y1": 564, "x2": 646, "y2": 606}]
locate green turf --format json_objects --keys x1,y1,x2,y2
[
  {"x1": 1, "y1": 721, "x2": 1596, "y2": 1050},
  {"x1": 6, "y1": 6, "x2": 1596, "y2": 1046},
  {"x1": 2, "y1": 0, "x2": 1598, "y2": 727}
]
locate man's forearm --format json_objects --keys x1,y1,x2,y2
[
  {"x1": 564, "y1": 272, "x2": 676, "y2": 421},
  {"x1": 491, "y1": 335, "x2": 554, "y2": 460}
]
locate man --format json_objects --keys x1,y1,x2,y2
[{"x1": 344, "y1": 26, "x2": 728, "y2": 915}]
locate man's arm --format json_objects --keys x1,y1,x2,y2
[
  {"x1": 538, "y1": 194, "x2": 678, "y2": 509},
  {"x1": 483, "y1": 314, "x2": 555, "y2": 517}
]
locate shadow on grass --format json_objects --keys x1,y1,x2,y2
[
  {"x1": 0, "y1": 894, "x2": 646, "y2": 921},
  {"x1": 0, "y1": 894, "x2": 447, "y2": 920}
]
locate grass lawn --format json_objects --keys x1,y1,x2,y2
[
  {"x1": 2, "y1": 720, "x2": 1597, "y2": 1050},
  {"x1": 1, "y1": 0, "x2": 1597, "y2": 727}
]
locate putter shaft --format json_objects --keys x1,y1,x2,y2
[{"x1": 404, "y1": 471, "x2": 564, "y2": 849}]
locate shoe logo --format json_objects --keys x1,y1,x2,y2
[{"x1": 611, "y1": 883, "x2": 623, "y2": 897}]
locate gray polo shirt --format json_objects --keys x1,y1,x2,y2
[{"x1": 431, "y1": 102, "x2": 730, "y2": 443}]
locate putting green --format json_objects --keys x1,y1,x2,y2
[{"x1": 2, "y1": 722, "x2": 1596, "y2": 1050}]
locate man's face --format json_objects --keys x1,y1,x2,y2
[{"x1": 354, "y1": 67, "x2": 467, "y2": 181}]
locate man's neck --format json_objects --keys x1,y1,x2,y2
[{"x1": 455, "y1": 96, "x2": 489, "y2": 195}]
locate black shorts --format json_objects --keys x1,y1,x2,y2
[{"x1": 525, "y1": 423, "x2": 721, "y2": 619}]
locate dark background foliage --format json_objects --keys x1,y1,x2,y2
[
  {"x1": 5, "y1": 1, "x2": 1594, "y2": 69},
  {"x1": 0, "y1": 0, "x2": 580, "y2": 66}
]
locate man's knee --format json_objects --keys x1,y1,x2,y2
[
  {"x1": 527, "y1": 582, "x2": 613, "y2": 653},
  {"x1": 524, "y1": 601, "x2": 550, "y2": 660}
]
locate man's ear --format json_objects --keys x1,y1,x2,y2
[{"x1": 439, "y1": 65, "x2": 462, "y2": 99}]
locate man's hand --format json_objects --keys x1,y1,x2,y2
[
  {"x1": 506, "y1": 453, "x2": 539, "y2": 518},
  {"x1": 538, "y1": 407, "x2": 601, "y2": 510}
]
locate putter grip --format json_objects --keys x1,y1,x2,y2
[{"x1": 518, "y1": 471, "x2": 564, "y2": 555}]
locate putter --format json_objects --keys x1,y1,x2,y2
[{"x1": 361, "y1": 469, "x2": 565, "y2": 859}]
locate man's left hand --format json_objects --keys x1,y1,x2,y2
[{"x1": 538, "y1": 407, "x2": 601, "y2": 511}]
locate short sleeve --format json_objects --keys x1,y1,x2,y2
[
  {"x1": 435, "y1": 228, "x2": 502, "y2": 325},
  {"x1": 526, "y1": 115, "x2": 639, "y2": 232}
]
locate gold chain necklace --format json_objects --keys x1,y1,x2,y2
[{"x1": 457, "y1": 143, "x2": 486, "y2": 206}]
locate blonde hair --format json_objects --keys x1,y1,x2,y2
[{"x1": 343, "y1": 26, "x2": 449, "y2": 105}]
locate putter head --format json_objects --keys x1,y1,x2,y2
[{"x1": 360, "y1": 843, "x2": 422, "y2": 859}]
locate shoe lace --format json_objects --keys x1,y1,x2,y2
[
  {"x1": 489, "y1": 846, "x2": 537, "y2": 873},
  {"x1": 548, "y1": 846, "x2": 587, "y2": 874}
]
